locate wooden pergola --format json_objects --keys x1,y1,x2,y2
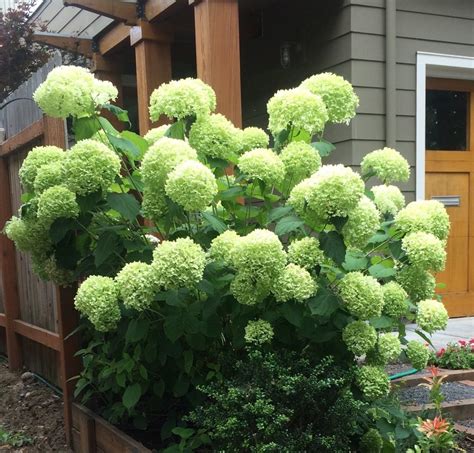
[{"x1": 34, "y1": 0, "x2": 243, "y2": 135}]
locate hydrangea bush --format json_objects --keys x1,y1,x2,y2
[{"x1": 3, "y1": 66, "x2": 452, "y2": 451}]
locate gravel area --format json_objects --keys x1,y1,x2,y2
[
  {"x1": 457, "y1": 419, "x2": 474, "y2": 429},
  {"x1": 398, "y1": 382, "x2": 474, "y2": 405}
]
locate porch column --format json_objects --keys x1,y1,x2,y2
[
  {"x1": 130, "y1": 20, "x2": 172, "y2": 135},
  {"x1": 193, "y1": 0, "x2": 242, "y2": 127}
]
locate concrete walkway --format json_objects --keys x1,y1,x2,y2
[{"x1": 405, "y1": 317, "x2": 474, "y2": 350}]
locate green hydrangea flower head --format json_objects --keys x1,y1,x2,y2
[
  {"x1": 371, "y1": 185, "x2": 405, "y2": 217},
  {"x1": 115, "y1": 262, "x2": 159, "y2": 311},
  {"x1": 63, "y1": 139, "x2": 121, "y2": 195},
  {"x1": 142, "y1": 188, "x2": 167, "y2": 222},
  {"x1": 165, "y1": 160, "x2": 218, "y2": 211},
  {"x1": 4, "y1": 216, "x2": 46, "y2": 253},
  {"x1": 406, "y1": 340, "x2": 430, "y2": 370},
  {"x1": 382, "y1": 281, "x2": 409, "y2": 318},
  {"x1": 143, "y1": 124, "x2": 170, "y2": 145},
  {"x1": 342, "y1": 320, "x2": 377, "y2": 356},
  {"x1": 377, "y1": 334, "x2": 402, "y2": 364},
  {"x1": 189, "y1": 113, "x2": 242, "y2": 160},
  {"x1": 19, "y1": 145, "x2": 65, "y2": 192},
  {"x1": 280, "y1": 141, "x2": 321, "y2": 186},
  {"x1": 342, "y1": 196, "x2": 381, "y2": 248},
  {"x1": 74, "y1": 276, "x2": 121, "y2": 332},
  {"x1": 272, "y1": 263, "x2": 317, "y2": 303},
  {"x1": 402, "y1": 231, "x2": 446, "y2": 272},
  {"x1": 395, "y1": 200, "x2": 450, "y2": 241},
  {"x1": 232, "y1": 229, "x2": 287, "y2": 285},
  {"x1": 241, "y1": 127, "x2": 270, "y2": 153},
  {"x1": 141, "y1": 137, "x2": 198, "y2": 191},
  {"x1": 306, "y1": 164, "x2": 365, "y2": 219},
  {"x1": 92, "y1": 79, "x2": 118, "y2": 107},
  {"x1": 287, "y1": 178, "x2": 323, "y2": 226},
  {"x1": 416, "y1": 299, "x2": 448, "y2": 333},
  {"x1": 209, "y1": 230, "x2": 241, "y2": 266},
  {"x1": 339, "y1": 272, "x2": 384, "y2": 320},
  {"x1": 267, "y1": 87, "x2": 328, "y2": 136},
  {"x1": 361, "y1": 148, "x2": 410, "y2": 184},
  {"x1": 152, "y1": 238, "x2": 206, "y2": 290},
  {"x1": 359, "y1": 429, "x2": 383, "y2": 453},
  {"x1": 149, "y1": 78, "x2": 216, "y2": 121},
  {"x1": 37, "y1": 186, "x2": 79, "y2": 224},
  {"x1": 244, "y1": 319, "x2": 274, "y2": 345},
  {"x1": 396, "y1": 266, "x2": 436, "y2": 302},
  {"x1": 33, "y1": 66, "x2": 104, "y2": 118},
  {"x1": 238, "y1": 148, "x2": 285, "y2": 187},
  {"x1": 287, "y1": 237, "x2": 325, "y2": 270},
  {"x1": 31, "y1": 254, "x2": 75, "y2": 286},
  {"x1": 300, "y1": 72, "x2": 359, "y2": 124},
  {"x1": 356, "y1": 366, "x2": 390, "y2": 400},
  {"x1": 230, "y1": 272, "x2": 270, "y2": 305},
  {"x1": 33, "y1": 162, "x2": 64, "y2": 194}
]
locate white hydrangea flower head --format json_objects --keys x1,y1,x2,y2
[
  {"x1": 305, "y1": 164, "x2": 365, "y2": 219},
  {"x1": 416, "y1": 299, "x2": 449, "y2": 333},
  {"x1": 238, "y1": 148, "x2": 285, "y2": 187},
  {"x1": 31, "y1": 253, "x2": 75, "y2": 286},
  {"x1": 342, "y1": 320, "x2": 377, "y2": 356},
  {"x1": 232, "y1": 229, "x2": 287, "y2": 286},
  {"x1": 339, "y1": 272, "x2": 384, "y2": 320},
  {"x1": 115, "y1": 261, "x2": 159, "y2": 311},
  {"x1": 230, "y1": 272, "x2": 270, "y2": 306},
  {"x1": 37, "y1": 186, "x2": 79, "y2": 224},
  {"x1": 395, "y1": 200, "x2": 450, "y2": 241},
  {"x1": 189, "y1": 113, "x2": 242, "y2": 160},
  {"x1": 371, "y1": 185, "x2": 405, "y2": 217},
  {"x1": 300, "y1": 72, "x2": 359, "y2": 124},
  {"x1": 287, "y1": 178, "x2": 321, "y2": 225},
  {"x1": 152, "y1": 238, "x2": 206, "y2": 290},
  {"x1": 142, "y1": 188, "x2": 167, "y2": 222},
  {"x1": 342, "y1": 196, "x2": 381, "y2": 248},
  {"x1": 19, "y1": 145, "x2": 65, "y2": 192},
  {"x1": 149, "y1": 78, "x2": 216, "y2": 121},
  {"x1": 143, "y1": 124, "x2": 170, "y2": 145},
  {"x1": 272, "y1": 263, "x2": 317, "y2": 303},
  {"x1": 361, "y1": 147, "x2": 410, "y2": 184},
  {"x1": 33, "y1": 162, "x2": 63, "y2": 194},
  {"x1": 244, "y1": 319, "x2": 274, "y2": 345},
  {"x1": 356, "y1": 366, "x2": 390, "y2": 400},
  {"x1": 92, "y1": 79, "x2": 118, "y2": 106},
  {"x1": 402, "y1": 231, "x2": 446, "y2": 272},
  {"x1": 382, "y1": 281, "x2": 408, "y2": 318},
  {"x1": 141, "y1": 137, "x2": 198, "y2": 192},
  {"x1": 395, "y1": 266, "x2": 436, "y2": 303},
  {"x1": 209, "y1": 230, "x2": 241, "y2": 266},
  {"x1": 74, "y1": 276, "x2": 121, "y2": 332},
  {"x1": 267, "y1": 87, "x2": 328, "y2": 136},
  {"x1": 241, "y1": 127, "x2": 270, "y2": 153},
  {"x1": 287, "y1": 237, "x2": 325, "y2": 270},
  {"x1": 63, "y1": 139, "x2": 121, "y2": 195},
  {"x1": 280, "y1": 141, "x2": 322, "y2": 186},
  {"x1": 406, "y1": 340, "x2": 430, "y2": 370},
  {"x1": 4, "y1": 216, "x2": 48, "y2": 254},
  {"x1": 376, "y1": 334, "x2": 402, "y2": 364},
  {"x1": 165, "y1": 160, "x2": 218, "y2": 211}
]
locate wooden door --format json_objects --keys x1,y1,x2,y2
[{"x1": 425, "y1": 78, "x2": 474, "y2": 317}]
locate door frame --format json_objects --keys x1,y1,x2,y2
[{"x1": 415, "y1": 51, "x2": 474, "y2": 200}]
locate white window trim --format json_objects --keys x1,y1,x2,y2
[{"x1": 416, "y1": 52, "x2": 474, "y2": 200}]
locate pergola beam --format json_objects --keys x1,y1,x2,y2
[
  {"x1": 63, "y1": 0, "x2": 137, "y2": 24},
  {"x1": 33, "y1": 32, "x2": 94, "y2": 57},
  {"x1": 98, "y1": 22, "x2": 131, "y2": 55},
  {"x1": 145, "y1": 0, "x2": 187, "y2": 22}
]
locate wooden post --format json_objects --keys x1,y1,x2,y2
[
  {"x1": 194, "y1": 0, "x2": 242, "y2": 127},
  {"x1": 130, "y1": 20, "x2": 172, "y2": 135},
  {"x1": 0, "y1": 157, "x2": 22, "y2": 371}
]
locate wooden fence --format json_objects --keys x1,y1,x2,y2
[{"x1": 0, "y1": 54, "x2": 80, "y2": 445}]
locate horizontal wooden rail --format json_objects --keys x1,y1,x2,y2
[{"x1": 0, "y1": 119, "x2": 44, "y2": 157}]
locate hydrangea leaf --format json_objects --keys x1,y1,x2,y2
[
  {"x1": 102, "y1": 103, "x2": 130, "y2": 125},
  {"x1": 308, "y1": 287, "x2": 340, "y2": 317},
  {"x1": 311, "y1": 139, "x2": 336, "y2": 158},
  {"x1": 274, "y1": 215, "x2": 304, "y2": 236},
  {"x1": 73, "y1": 116, "x2": 101, "y2": 141},
  {"x1": 107, "y1": 193, "x2": 141, "y2": 222},
  {"x1": 165, "y1": 120, "x2": 185, "y2": 140},
  {"x1": 202, "y1": 211, "x2": 227, "y2": 233},
  {"x1": 122, "y1": 383, "x2": 142, "y2": 409},
  {"x1": 319, "y1": 231, "x2": 346, "y2": 265},
  {"x1": 369, "y1": 315, "x2": 394, "y2": 329},
  {"x1": 368, "y1": 263, "x2": 396, "y2": 279}
]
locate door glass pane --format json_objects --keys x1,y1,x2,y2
[{"x1": 426, "y1": 90, "x2": 468, "y2": 151}]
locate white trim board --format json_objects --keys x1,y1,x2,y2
[{"x1": 416, "y1": 52, "x2": 474, "y2": 200}]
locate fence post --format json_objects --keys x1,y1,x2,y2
[{"x1": 0, "y1": 157, "x2": 22, "y2": 370}]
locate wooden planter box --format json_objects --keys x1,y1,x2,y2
[{"x1": 72, "y1": 403, "x2": 151, "y2": 453}]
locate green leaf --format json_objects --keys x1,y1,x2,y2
[
  {"x1": 107, "y1": 193, "x2": 141, "y2": 222},
  {"x1": 108, "y1": 134, "x2": 141, "y2": 161},
  {"x1": 368, "y1": 263, "x2": 396, "y2": 278},
  {"x1": 273, "y1": 127, "x2": 290, "y2": 151},
  {"x1": 369, "y1": 316, "x2": 394, "y2": 329},
  {"x1": 218, "y1": 186, "x2": 245, "y2": 200},
  {"x1": 121, "y1": 131, "x2": 148, "y2": 158},
  {"x1": 202, "y1": 211, "x2": 227, "y2": 233},
  {"x1": 415, "y1": 329, "x2": 434, "y2": 349},
  {"x1": 343, "y1": 250, "x2": 368, "y2": 271},
  {"x1": 308, "y1": 288, "x2": 340, "y2": 317},
  {"x1": 165, "y1": 121, "x2": 185, "y2": 139},
  {"x1": 94, "y1": 231, "x2": 120, "y2": 267},
  {"x1": 279, "y1": 303, "x2": 303, "y2": 327},
  {"x1": 98, "y1": 117, "x2": 120, "y2": 136},
  {"x1": 173, "y1": 374, "x2": 190, "y2": 397},
  {"x1": 274, "y1": 215, "x2": 305, "y2": 236},
  {"x1": 319, "y1": 231, "x2": 346, "y2": 266},
  {"x1": 126, "y1": 319, "x2": 149, "y2": 343},
  {"x1": 164, "y1": 315, "x2": 184, "y2": 342},
  {"x1": 172, "y1": 427, "x2": 195, "y2": 440},
  {"x1": 267, "y1": 206, "x2": 293, "y2": 223},
  {"x1": 389, "y1": 240, "x2": 403, "y2": 259},
  {"x1": 122, "y1": 383, "x2": 142, "y2": 409},
  {"x1": 73, "y1": 116, "x2": 100, "y2": 141},
  {"x1": 49, "y1": 218, "x2": 77, "y2": 244},
  {"x1": 311, "y1": 139, "x2": 336, "y2": 157},
  {"x1": 102, "y1": 104, "x2": 130, "y2": 124},
  {"x1": 183, "y1": 350, "x2": 193, "y2": 374}
]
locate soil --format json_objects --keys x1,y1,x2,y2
[{"x1": 0, "y1": 361, "x2": 70, "y2": 452}]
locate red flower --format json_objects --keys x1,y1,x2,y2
[
  {"x1": 436, "y1": 348, "x2": 445, "y2": 358},
  {"x1": 418, "y1": 416, "x2": 450, "y2": 438},
  {"x1": 469, "y1": 338, "x2": 474, "y2": 344},
  {"x1": 458, "y1": 340, "x2": 467, "y2": 346}
]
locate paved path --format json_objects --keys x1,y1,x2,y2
[{"x1": 405, "y1": 317, "x2": 474, "y2": 350}]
